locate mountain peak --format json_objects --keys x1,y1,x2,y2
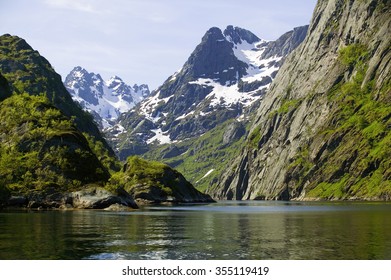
[
  {"x1": 204, "y1": 27, "x2": 224, "y2": 36},
  {"x1": 66, "y1": 66, "x2": 93, "y2": 81},
  {"x1": 223, "y1": 25, "x2": 261, "y2": 45},
  {"x1": 106, "y1": 75, "x2": 124, "y2": 89},
  {"x1": 180, "y1": 26, "x2": 248, "y2": 85}
]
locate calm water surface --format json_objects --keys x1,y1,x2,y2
[{"x1": 1, "y1": 201, "x2": 390, "y2": 260}]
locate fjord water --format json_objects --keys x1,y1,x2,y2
[{"x1": 1, "y1": 201, "x2": 390, "y2": 260}]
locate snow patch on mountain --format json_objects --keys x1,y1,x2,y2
[
  {"x1": 182, "y1": 30, "x2": 283, "y2": 111},
  {"x1": 189, "y1": 78, "x2": 262, "y2": 108},
  {"x1": 196, "y1": 169, "x2": 215, "y2": 183},
  {"x1": 139, "y1": 91, "x2": 173, "y2": 123},
  {"x1": 146, "y1": 128, "x2": 172, "y2": 145},
  {"x1": 230, "y1": 38, "x2": 283, "y2": 84}
]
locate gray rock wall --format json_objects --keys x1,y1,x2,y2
[{"x1": 210, "y1": 0, "x2": 391, "y2": 200}]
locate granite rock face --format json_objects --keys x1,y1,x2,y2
[
  {"x1": 71, "y1": 186, "x2": 138, "y2": 209},
  {"x1": 260, "y1": 26, "x2": 309, "y2": 59},
  {"x1": 4, "y1": 187, "x2": 139, "y2": 210},
  {"x1": 210, "y1": 0, "x2": 391, "y2": 201}
]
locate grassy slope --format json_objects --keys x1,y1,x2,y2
[{"x1": 144, "y1": 119, "x2": 248, "y2": 192}]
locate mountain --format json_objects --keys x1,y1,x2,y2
[
  {"x1": 0, "y1": 36, "x2": 110, "y2": 149},
  {"x1": 64, "y1": 66, "x2": 150, "y2": 129},
  {"x1": 0, "y1": 34, "x2": 116, "y2": 205},
  {"x1": 0, "y1": 34, "x2": 210, "y2": 207},
  {"x1": 111, "y1": 25, "x2": 308, "y2": 161},
  {"x1": 209, "y1": 0, "x2": 391, "y2": 200}
]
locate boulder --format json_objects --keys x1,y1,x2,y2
[
  {"x1": 222, "y1": 122, "x2": 246, "y2": 145},
  {"x1": 71, "y1": 186, "x2": 138, "y2": 209}
]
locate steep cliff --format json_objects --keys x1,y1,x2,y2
[{"x1": 211, "y1": 0, "x2": 391, "y2": 200}]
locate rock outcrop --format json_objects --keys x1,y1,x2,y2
[
  {"x1": 108, "y1": 156, "x2": 214, "y2": 204},
  {"x1": 4, "y1": 186, "x2": 138, "y2": 210}
]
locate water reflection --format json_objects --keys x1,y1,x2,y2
[{"x1": 1, "y1": 201, "x2": 391, "y2": 259}]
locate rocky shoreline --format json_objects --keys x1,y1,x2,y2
[
  {"x1": 3, "y1": 186, "x2": 138, "y2": 210},
  {"x1": 2, "y1": 185, "x2": 215, "y2": 211}
]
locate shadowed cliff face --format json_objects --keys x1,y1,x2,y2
[
  {"x1": 0, "y1": 73, "x2": 11, "y2": 101},
  {"x1": 210, "y1": 0, "x2": 391, "y2": 201}
]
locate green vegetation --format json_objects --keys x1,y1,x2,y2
[
  {"x1": 83, "y1": 133, "x2": 121, "y2": 174},
  {"x1": 108, "y1": 156, "x2": 175, "y2": 195},
  {"x1": 0, "y1": 93, "x2": 110, "y2": 197},
  {"x1": 0, "y1": 34, "x2": 124, "y2": 204},
  {"x1": 277, "y1": 98, "x2": 302, "y2": 114},
  {"x1": 106, "y1": 156, "x2": 212, "y2": 203},
  {"x1": 338, "y1": 43, "x2": 368, "y2": 67},
  {"x1": 0, "y1": 34, "x2": 107, "y2": 145},
  {"x1": 268, "y1": 85, "x2": 302, "y2": 118},
  {"x1": 248, "y1": 125, "x2": 262, "y2": 149}
]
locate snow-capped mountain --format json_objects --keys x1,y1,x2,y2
[
  {"x1": 108, "y1": 25, "x2": 308, "y2": 159},
  {"x1": 64, "y1": 66, "x2": 149, "y2": 129}
]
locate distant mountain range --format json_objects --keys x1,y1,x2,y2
[{"x1": 64, "y1": 66, "x2": 150, "y2": 129}]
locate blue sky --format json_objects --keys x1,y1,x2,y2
[{"x1": 0, "y1": 0, "x2": 317, "y2": 90}]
